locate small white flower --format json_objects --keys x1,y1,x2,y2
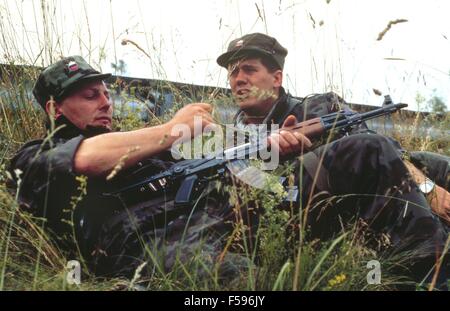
[{"x1": 14, "y1": 168, "x2": 22, "y2": 179}]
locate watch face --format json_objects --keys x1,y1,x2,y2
[{"x1": 419, "y1": 179, "x2": 435, "y2": 194}]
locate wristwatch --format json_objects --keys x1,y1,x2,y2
[{"x1": 418, "y1": 178, "x2": 436, "y2": 195}]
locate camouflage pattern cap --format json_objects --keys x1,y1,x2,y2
[
  {"x1": 33, "y1": 55, "x2": 111, "y2": 108},
  {"x1": 217, "y1": 33, "x2": 288, "y2": 69}
]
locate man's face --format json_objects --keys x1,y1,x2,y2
[
  {"x1": 53, "y1": 80, "x2": 113, "y2": 131},
  {"x1": 228, "y1": 58, "x2": 282, "y2": 113}
]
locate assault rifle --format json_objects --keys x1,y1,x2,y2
[{"x1": 106, "y1": 101, "x2": 408, "y2": 207}]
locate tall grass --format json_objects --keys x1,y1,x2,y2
[
  {"x1": 2, "y1": 72, "x2": 430, "y2": 291},
  {"x1": 0, "y1": 1, "x2": 448, "y2": 291}
]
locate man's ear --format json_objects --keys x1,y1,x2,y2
[
  {"x1": 273, "y1": 69, "x2": 283, "y2": 88},
  {"x1": 45, "y1": 99, "x2": 62, "y2": 119}
]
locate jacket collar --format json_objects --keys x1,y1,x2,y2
[
  {"x1": 234, "y1": 87, "x2": 294, "y2": 127},
  {"x1": 47, "y1": 115, "x2": 111, "y2": 139}
]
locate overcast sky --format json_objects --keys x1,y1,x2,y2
[{"x1": 1, "y1": 0, "x2": 449, "y2": 110}]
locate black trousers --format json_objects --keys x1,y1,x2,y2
[{"x1": 297, "y1": 132, "x2": 449, "y2": 283}]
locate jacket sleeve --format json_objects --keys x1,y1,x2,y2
[
  {"x1": 409, "y1": 151, "x2": 450, "y2": 191},
  {"x1": 8, "y1": 135, "x2": 85, "y2": 231}
]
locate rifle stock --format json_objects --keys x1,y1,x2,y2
[{"x1": 283, "y1": 117, "x2": 325, "y2": 139}]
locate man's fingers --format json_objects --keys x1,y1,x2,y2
[
  {"x1": 267, "y1": 135, "x2": 280, "y2": 153},
  {"x1": 282, "y1": 114, "x2": 298, "y2": 128},
  {"x1": 201, "y1": 113, "x2": 215, "y2": 125},
  {"x1": 276, "y1": 130, "x2": 313, "y2": 156},
  {"x1": 293, "y1": 131, "x2": 313, "y2": 149},
  {"x1": 193, "y1": 102, "x2": 213, "y2": 112},
  {"x1": 280, "y1": 130, "x2": 303, "y2": 153},
  {"x1": 272, "y1": 133, "x2": 294, "y2": 156},
  {"x1": 202, "y1": 117, "x2": 219, "y2": 131}
]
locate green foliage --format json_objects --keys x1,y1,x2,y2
[
  {"x1": 111, "y1": 59, "x2": 127, "y2": 75},
  {"x1": 0, "y1": 72, "x2": 448, "y2": 290},
  {"x1": 0, "y1": 4, "x2": 448, "y2": 290},
  {"x1": 428, "y1": 95, "x2": 447, "y2": 115}
]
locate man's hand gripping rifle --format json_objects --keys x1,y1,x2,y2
[{"x1": 106, "y1": 102, "x2": 408, "y2": 208}]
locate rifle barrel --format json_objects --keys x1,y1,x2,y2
[
  {"x1": 326, "y1": 103, "x2": 407, "y2": 130},
  {"x1": 353, "y1": 103, "x2": 407, "y2": 123}
]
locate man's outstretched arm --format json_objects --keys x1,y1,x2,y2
[{"x1": 74, "y1": 103, "x2": 214, "y2": 177}]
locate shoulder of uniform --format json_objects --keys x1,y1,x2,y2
[
  {"x1": 8, "y1": 139, "x2": 43, "y2": 181},
  {"x1": 11, "y1": 136, "x2": 69, "y2": 164},
  {"x1": 302, "y1": 92, "x2": 347, "y2": 112},
  {"x1": 13, "y1": 139, "x2": 46, "y2": 157},
  {"x1": 19, "y1": 139, "x2": 45, "y2": 150},
  {"x1": 10, "y1": 139, "x2": 43, "y2": 163},
  {"x1": 303, "y1": 91, "x2": 345, "y2": 102}
]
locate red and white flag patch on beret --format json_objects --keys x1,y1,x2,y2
[{"x1": 67, "y1": 61, "x2": 79, "y2": 72}]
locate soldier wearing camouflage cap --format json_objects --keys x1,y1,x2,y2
[
  {"x1": 8, "y1": 53, "x2": 321, "y2": 279},
  {"x1": 217, "y1": 32, "x2": 288, "y2": 70},
  {"x1": 9, "y1": 56, "x2": 218, "y2": 277},
  {"x1": 218, "y1": 32, "x2": 449, "y2": 287},
  {"x1": 33, "y1": 55, "x2": 111, "y2": 108},
  {"x1": 7, "y1": 43, "x2": 449, "y2": 285}
]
